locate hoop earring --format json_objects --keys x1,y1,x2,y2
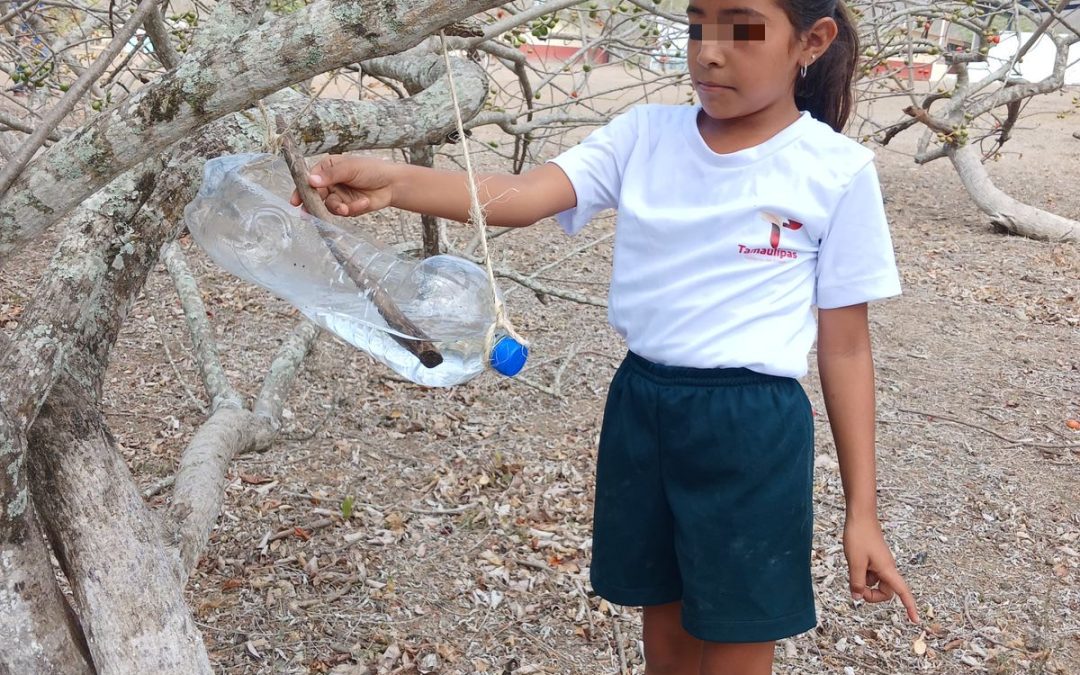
[{"x1": 800, "y1": 63, "x2": 808, "y2": 78}]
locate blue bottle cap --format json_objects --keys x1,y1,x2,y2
[{"x1": 490, "y1": 335, "x2": 528, "y2": 377}]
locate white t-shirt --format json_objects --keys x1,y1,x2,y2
[{"x1": 548, "y1": 103, "x2": 901, "y2": 378}]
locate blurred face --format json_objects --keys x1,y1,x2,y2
[{"x1": 686, "y1": 0, "x2": 822, "y2": 121}]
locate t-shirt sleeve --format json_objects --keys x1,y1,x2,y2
[
  {"x1": 815, "y1": 161, "x2": 902, "y2": 309},
  {"x1": 546, "y1": 107, "x2": 641, "y2": 235}
]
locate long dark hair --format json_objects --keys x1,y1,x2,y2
[{"x1": 783, "y1": 0, "x2": 859, "y2": 132}]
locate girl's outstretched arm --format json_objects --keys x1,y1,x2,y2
[
  {"x1": 291, "y1": 155, "x2": 578, "y2": 229},
  {"x1": 817, "y1": 303, "x2": 920, "y2": 624}
]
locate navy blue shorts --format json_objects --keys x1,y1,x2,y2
[{"x1": 590, "y1": 352, "x2": 817, "y2": 643}]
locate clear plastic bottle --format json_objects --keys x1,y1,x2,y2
[{"x1": 182, "y1": 153, "x2": 527, "y2": 387}]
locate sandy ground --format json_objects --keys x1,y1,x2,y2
[{"x1": 1, "y1": 62, "x2": 1078, "y2": 674}]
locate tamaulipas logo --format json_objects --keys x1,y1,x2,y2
[{"x1": 738, "y1": 211, "x2": 805, "y2": 260}]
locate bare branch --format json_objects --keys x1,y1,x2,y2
[
  {"x1": 0, "y1": 0, "x2": 41, "y2": 26},
  {"x1": 487, "y1": 262, "x2": 608, "y2": 308},
  {"x1": 463, "y1": 0, "x2": 585, "y2": 47},
  {"x1": 161, "y1": 241, "x2": 243, "y2": 412},
  {"x1": 0, "y1": 0, "x2": 161, "y2": 197},
  {"x1": 170, "y1": 407, "x2": 276, "y2": 578},
  {"x1": 253, "y1": 319, "x2": 320, "y2": 424},
  {"x1": 0, "y1": 110, "x2": 66, "y2": 141},
  {"x1": 946, "y1": 143, "x2": 1080, "y2": 242},
  {"x1": 504, "y1": 232, "x2": 614, "y2": 300},
  {"x1": 143, "y1": 5, "x2": 182, "y2": 70},
  {"x1": 468, "y1": 111, "x2": 611, "y2": 135}
]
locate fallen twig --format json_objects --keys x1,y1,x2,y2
[
  {"x1": 142, "y1": 474, "x2": 176, "y2": 499},
  {"x1": 407, "y1": 503, "x2": 478, "y2": 516},
  {"x1": 267, "y1": 517, "x2": 336, "y2": 543},
  {"x1": 294, "y1": 574, "x2": 363, "y2": 608},
  {"x1": 612, "y1": 618, "x2": 630, "y2": 675},
  {"x1": 895, "y1": 408, "x2": 1080, "y2": 450}
]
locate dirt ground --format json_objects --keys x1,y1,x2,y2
[{"x1": 2, "y1": 68, "x2": 1078, "y2": 674}]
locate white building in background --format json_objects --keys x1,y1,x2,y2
[{"x1": 968, "y1": 32, "x2": 1080, "y2": 85}]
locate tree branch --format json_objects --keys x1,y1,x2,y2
[
  {"x1": 0, "y1": 0, "x2": 161, "y2": 197},
  {"x1": 170, "y1": 406, "x2": 276, "y2": 578},
  {"x1": 143, "y1": 4, "x2": 182, "y2": 71},
  {"x1": 253, "y1": 319, "x2": 320, "y2": 424},
  {"x1": 29, "y1": 381, "x2": 212, "y2": 674},
  {"x1": 161, "y1": 241, "x2": 243, "y2": 412},
  {"x1": 0, "y1": 110, "x2": 66, "y2": 141},
  {"x1": 946, "y1": 143, "x2": 1080, "y2": 242}
]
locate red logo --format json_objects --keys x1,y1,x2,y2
[
  {"x1": 737, "y1": 212, "x2": 804, "y2": 261},
  {"x1": 768, "y1": 216, "x2": 803, "y2": 249}
]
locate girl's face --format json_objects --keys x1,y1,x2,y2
[{"x1": 686, "y1": 0, "x2": 823, "y2": 121}]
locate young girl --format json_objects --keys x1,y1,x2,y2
[{"x1": 295, "y1": 0, "x2": 919, "y2": 671}]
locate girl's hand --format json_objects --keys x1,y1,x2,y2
[
  {"x1": 843, "y1": 516, "x2": 920, "y2": 623},
  {"x1": 289, "y1": 154, "x2": 396, "y2": 217}
]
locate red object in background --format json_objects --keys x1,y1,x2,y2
[
  {"x1": 518, "y1": 44, "x2": 610, "y2": 65},
  {"x1": 872, "y1": 60, "x2": 933, "y2": 81}
]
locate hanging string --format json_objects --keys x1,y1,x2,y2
[
  {"x1": 257, "y1": 99, "x2": 283, "y2": 154},
  {"x1": 437, "y1": 31, "x2": 527, "y2": 361}
]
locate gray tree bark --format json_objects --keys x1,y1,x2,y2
[
  {"x1": 29, "y1": 384, "x2": 213, "y2": 675},
  {"x1": 0, "y1": 505, "x2": 94, "y2": 675},
  {"x1": 947, "y1": 144, "x2": 1080, "y2": 243}
]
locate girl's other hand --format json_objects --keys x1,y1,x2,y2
[
  {"x1": 843, "y1": 516, "x2": 920, "y2": 624},
  {"x1": 289, "y1": 154, "x2": 395, "y2": 217}
]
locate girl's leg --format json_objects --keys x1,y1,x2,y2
[
  {"x1": 699, "y1": 641, "x2": 776, "y2": 675},
  {"x1": 643, "y1": 602, "x2": 702, "y2": 675}
]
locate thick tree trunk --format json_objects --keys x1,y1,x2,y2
[
  {"x1": 0, "y1": 162, "x2": 163, "y2": 674},
  {"x1": 4, "y1": 157, "x2": 211, "y2": 672},
  {"x1": 948, "y1": 144, "x2": 1080, "y2": 243},
  {"x1": 0, "y1": 506, "x2": 94, "y2": 675},
  {"x1": 171, "y1": 407, "x2": 276, "y2": 577},
  {"x1": 28, "y1": 383, "x2": 212, "y2": 674}
]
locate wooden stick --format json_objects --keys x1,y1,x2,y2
[{"x1": 275, "y1": 117, "x2": 442, "y2": 368}]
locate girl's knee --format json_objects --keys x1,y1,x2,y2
[
  {"x1": 698, "y1": 641, "x2": 776, "y2": 675},
  {"x1": 644, "y1": 641, "x2": 700, "y2": 675},
  {"x1": 642, "y1": 603, "x2": 702, "y2": 675}
]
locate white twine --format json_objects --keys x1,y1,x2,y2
[
  {"x1": 257, "y1": 99, "x2": 287, "y2": 156},
  {"x1": 437, "y1": 32, "x2": 527, "y2": 361}
]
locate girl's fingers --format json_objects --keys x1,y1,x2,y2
[
  {"x1": 848, "y1": 559, "x2": 868, "y2": 601},
  {"x1": 309, "y1": 155, "x2": 358, "y2": 190},
  {"x1": 290, "y1": 186, "x2": 329, "y2": 208},
  {"x1": 863, "y1": 584, "x2": 895, "y2": 603},
  {"x1": 876, "y1": 566, "x2": 920, "y2": 623},
  {"x1": 346, "y1": 196, "x2": 370, "y2": 215},
  {"x1": 325, "y1": 192, "x2": 347, "y2": 216}
]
